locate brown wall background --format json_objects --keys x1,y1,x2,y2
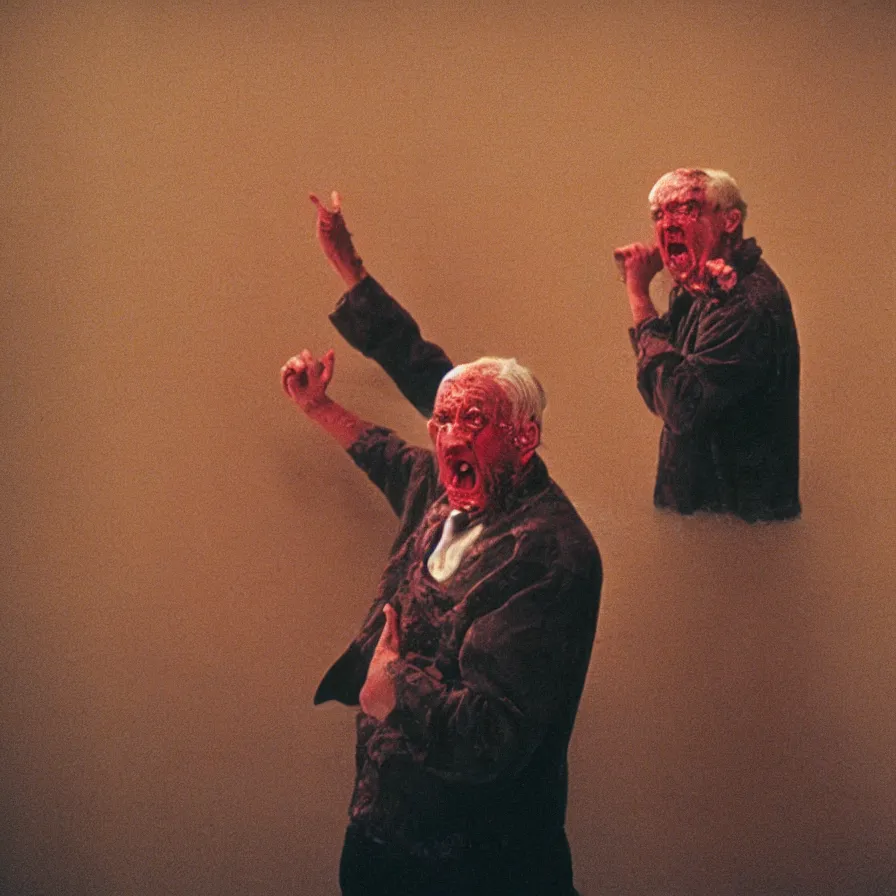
[{"x1": 2, "y1": 2, "x2": 894, "y2": 894}]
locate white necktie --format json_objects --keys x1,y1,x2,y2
[{"x1": 427, "y1": 510, "x2": 483, "y2": 583}]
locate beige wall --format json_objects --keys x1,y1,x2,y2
[{"x1": 2, "y1": 2, "x2": 894, "y2": 894}]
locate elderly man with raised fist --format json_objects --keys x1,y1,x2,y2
[
  {"x1": 614, "y1": 168, "x2": 801, "y2": 522},
  {"x1": 281, "y1": 344, "x2": 601, "y2": 896}
]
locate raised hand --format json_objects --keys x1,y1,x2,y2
[
  {"x1": 281, "y1": 348, "x2": 335, "y2": 411},
  {"x1": 310, "y1": 191, "x2": 367, "y2": 288},
  {"x1": 613, "y1": 242, "x2": 663, "y2": 294},
  {"x1": 613, "y1": 243, "x2": 662, "y2": 327}
]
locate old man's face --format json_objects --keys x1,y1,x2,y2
[
  {"x1": 651, "y1": 175, "x2": 731, "y2": 287},
  {"x1": 427, "y1": 371, "x2": 523, "y2": 513}
]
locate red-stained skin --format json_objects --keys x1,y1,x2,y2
[
  {"x1": 651, "y1": 177, "x2": 740, "y2": 290},
  {"x1": 427, "y1": 372, "x2": 528, "y2": 513}
]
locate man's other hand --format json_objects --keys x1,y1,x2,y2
[{"x1": 360, "y1": 604, "x2": 400, "y2": 721}]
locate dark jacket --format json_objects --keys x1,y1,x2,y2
[
  {"x1": 315, "y1": 426, "x2": 602, "y2": 856},
  {"x1": 629, "y1": 239, "x2": 801, "y2": 521}
]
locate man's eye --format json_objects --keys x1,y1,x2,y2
[
  {"x1": 463, "y1": 410, "x2": 486, "y2": 428},
  {"x1": 433, "y1": 413, "x2": 451, "y2": 427}
]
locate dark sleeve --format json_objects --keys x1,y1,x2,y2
[
  {"x1": 347, "y1": 425, "x2": 438, "y2": 518},
  {"x1": 630, "y1": 297, "x2": 775, "y2": 435},
  {"x1": 329, "y1": 277, "x2": 454, "y2": 417},
  {"x1": 386, "y1": 554, "x2": 601, "y2": 784}
]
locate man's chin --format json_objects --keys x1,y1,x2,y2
[
  {"x1": 668, "y1": 261, "x2": 712, "y2": 289},
  {"x1": 446, "y1": 489, "x2": 486, "y2": 512},
  {"x1": 665, "y1": 256, "x2": 695, "y2": 283}
]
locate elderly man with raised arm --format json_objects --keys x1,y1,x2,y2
[
  {"x1": 281, "y1": 343, "x2": 601, "y2": 896},
  {"x1": 614, "y1": 168, "x2": 801, "y2": 522}
]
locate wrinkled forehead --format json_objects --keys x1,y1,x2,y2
[
  {"x1": 649, "y1": 173, "x2": 707, "y2": 211},
  {"x1": 434, "y1": 370, "x2": 510, "y2": 414}
]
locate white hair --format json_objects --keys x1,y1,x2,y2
[
  {"x1": 649, "y1": 167, "x2": 748, "y2": 223},
  {"x1": 440, "y1": 357, "x2": 546, "y2": 430}
]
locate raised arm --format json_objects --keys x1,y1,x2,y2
[
  {"x1": 281, "y1": 348, "x2": 437, "y2": 518},
  {"x1": 613, "y1": 241, "x2": 662, "y2": 327},
  {"x1": 311, "y1": 191, "x2": 454, "y2": 416},
  {"x1": 281, "y1": 348, "x2": 370, "y2": 448},
  {"x1": 310, "y1": 191, "x2": 368, "y2": 289}
]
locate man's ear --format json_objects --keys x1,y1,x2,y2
[
  {"x1": 722, "y1": 207, "x2": 742, "y2": 234},
  {"x1": 516, "y1": 421, "x2": 541, "y2": 462}
]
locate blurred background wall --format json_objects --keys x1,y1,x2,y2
[{"x1": 2, "y1": 2, "x2": 894, "y2": 893}]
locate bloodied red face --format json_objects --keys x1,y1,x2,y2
[
  {"x1": 427, "y1": 371, "x2": 530, "y2": 513},
  {"x1": 651, "y1": 176, "x2": 739, "y2": 287}
]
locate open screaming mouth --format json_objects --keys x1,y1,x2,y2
[{"x1": 450, "y1": 459, "x2": 478, "y2": 491}]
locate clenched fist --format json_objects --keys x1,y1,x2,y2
[{"x1": 281, "y1": 348, "x2": 335, "y2": 412}]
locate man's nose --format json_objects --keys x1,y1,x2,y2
[
  {"x1": 662, "y1": 216, "x2": 685, "y2": 233},
  {"x1": 439, "y1": 423, "x2": 467, "y2": 444}
]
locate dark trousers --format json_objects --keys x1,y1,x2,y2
[{"x1": 339, "y1": 823, "x2": 579, "y2": 896}]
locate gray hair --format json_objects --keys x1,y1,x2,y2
[
  {"x1": 440, "y1": 357, "x2": 546, "y2": 430},
  {"x1": 649, "y1": 167, "x2": 747, "y2": 223}
]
